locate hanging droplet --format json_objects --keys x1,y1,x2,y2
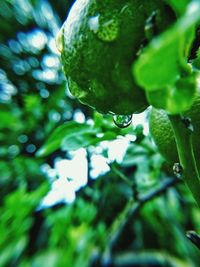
[
  {"x1": 173, "y1": 163, "x2": 183, "y2": 178},
  {"x1": 113, "y1": 114, "x2": 132, "y2": 128}
]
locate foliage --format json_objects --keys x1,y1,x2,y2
[
  {"x1": 133, "y1": 0, "x2": 200, "y2": 113},
  {"x1": 0, "y1": 0, "x2": 200, "y2": 267}
]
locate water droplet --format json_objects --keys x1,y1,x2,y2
[
  {"x1": 181, "y1": 116, "x2": 193, "y2": 132},
  {"x1": 56, "y1": 25, "x2": 64, "y2": 53},
  {"x1": 173, "y1": 163, "x2": 183, "y2": 178},
  {"x1": 144, "y1": 11, "x2": 157, "y2": 41},
  {"x1": 113, "y1": 115, "x2": 132, "y2": 128}
]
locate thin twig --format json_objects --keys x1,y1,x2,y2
[
  {"x1": 111, "y1": 163, "x2": 139, "y2": 201},
  {"x1": 111, "y1": 164, "x2": 133, "y2": 187}
]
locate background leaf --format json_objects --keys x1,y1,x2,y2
[
  {"x1": 1, "y1": 1, "x2": 200, "y2": 266},
  {"x1": 165, "y1": 0, "x2": 190, "y2": 15},
  {"x1": 36, "y1": 122, "x2": 98, "y2": 157},
  {"x1": 146, "y1": 72, "x2": 198, "y2": 114}
]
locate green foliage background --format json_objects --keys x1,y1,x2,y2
[{"x1": 0, "y1": 0, "x2": 200, "y2": 266}]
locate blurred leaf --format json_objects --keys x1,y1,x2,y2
[
  {"x1": 33, "y1": 250, "x2": 62, "y2": 267},
  {"x1": 62, "y1": 131, "x2": 117, "y2": 151},
  {"x1": 0, "y1": 161, "x2": 12, "y2": 184},
  {"x1": 37, "y1": 119, "x2": 119, "y2": 155},
  {"x1": 36, "y1": 122, "x2": 98, "y2": 156},
  {"x1": 121, "y1": 143, "x2": 147, "y2": 167},
  {"x1": 166, "y1": 0, "x2": 190, "y2": 15},
  {"x1": 24, "y1": 95, "x2": 41, "y2": 111},
  {"x1": 0, "y1": 237, "x2": 27, "y2": 267},
  {"x1": 133, "y1": 1, "x2": 200, "y2": 90},
  {"x1": 0, "y1": 184, "x2": 48, "y2": 266},
  {"x1": 0, "y1": 110, "x2": 21, "y2": 130},
  {"x1": 146, "y1": 72, "x2": 198, "y2": 113}
]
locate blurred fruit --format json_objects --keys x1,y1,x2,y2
[{"x1": 150, "y1": 95, "x2": 200, "y2": 167}]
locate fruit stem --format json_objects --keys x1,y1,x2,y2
[{"x1": 169, "y1": 114, "x2": 200, "y2": 207}]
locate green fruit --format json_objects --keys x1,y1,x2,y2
[
  {"x1": 58, "y1": 0, "x2": 174, "y2": 115},
  {"x1": 149, "y1": 96, "x2": 200, "y2": 166}
]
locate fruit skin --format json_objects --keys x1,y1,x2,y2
[
  {"x1": 60, "y1": 0, "x2": 175, "y2": 115},
  {"x1": 149, "y1": 95, "x2": 200, "y2": 167}
]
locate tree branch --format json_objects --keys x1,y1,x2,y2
[
  {"x1": 100, "y1": 177, "x2": 181, "y2": 264},
  {"x1": 111, "y1": 164, "x2": 133, "y2": 188}
]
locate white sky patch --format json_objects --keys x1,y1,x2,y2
[
  {"x1": 41, "y1": 178, "x2": 76, "y2": 207},
  {"x1": 90, "y1": 135, "x2": 133, "y2": 179},
  {"x1": 40, "y1": 110, "x2": 150, "y2": 208},
  {"x1": 40, "y1": 148, "x2": 88, "y2": 207},
  {"x1": 55, "y1": 148, "x2": 88, "y2": 190},
  {"x1": 90, "y1": 154, "x2": 110, "y2": 179},
  {"x1": 107, "y1": 137, "x2": 130, "y2": 163}
]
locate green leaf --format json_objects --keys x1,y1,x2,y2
[
  {"x1": 133, "y1": 1, "x2": 200, "y2": 91},
  {"x1": 62, "y1": 131, "x2": 117, "y2": 151},
  {"x1": 24, "y1": 95, "x2": 41, "y2": 112},
  {"x1": 146, "y1": 72, "x2": 198, "y2": 114},
  {"x1": 0, "y1": 110, "x2": 21, "y2": 130},
  {"x1": 37, "y1": 118, "x2": 119, "y2": 156},
  {"x1": 61, "y1": 132, "x2": 97, "y2": 151},
  {"x1": 36, "y1": 122, "x2": 97, "y2": 157}
]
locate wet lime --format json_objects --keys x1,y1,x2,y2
[{"x1": 58, "y1": 0, "x2": 175, "y2": 115}]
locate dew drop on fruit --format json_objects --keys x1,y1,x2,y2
[
  {"x1": 173, "y1": 163, "x2": 183, "y2": 178},
  {"x1": 113, "y1": 114, "x2": 132, "y2": 128}
]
